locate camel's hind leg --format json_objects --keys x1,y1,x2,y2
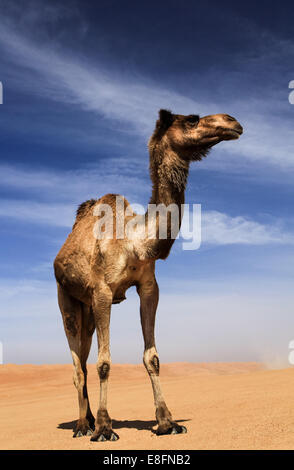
[{"x1": 57, "y1": 282, "x2": 95, "y2": 437}]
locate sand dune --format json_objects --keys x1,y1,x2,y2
[{"x1": 1, "y1": 362, "x2": 294, "y2": 450}]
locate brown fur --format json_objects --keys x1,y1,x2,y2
[
  {"x1": 76, "y1": 199, "x2": 97, "y2": 220},
  {"x1": 54, "y1": 109, "x2": 243, "y2": 440}
]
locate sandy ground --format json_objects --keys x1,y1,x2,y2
[{"x1": 1, "y1": 362, "x2": 294, "y2": 450}]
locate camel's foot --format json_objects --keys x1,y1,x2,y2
[
  {"x1": 73, "y1": 416, "x2": 95, "y2": 438},
  {"x1": 156, "y1": 421, "x2": 187, "y2": 436},
  {"x1": 90, "y1": 427, "x2": 119, "y2": 442},
  {"x1": 90, "y1": 409, "x2": 119, "y2": 442}
]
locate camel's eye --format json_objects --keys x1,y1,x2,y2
[{"x1": 186, "y1": 115, "x2": 200, "y2": 126}]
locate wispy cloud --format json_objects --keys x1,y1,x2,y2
[
  {"x1": 1, "y1": 6, "x2": 294, "y2": 173},
  {"x1": 0, "y1": 200, "x2": 75, "y2": 227},
  {"x1": 0, "y1": 161, "x2": 149, "y2": 203},
  {"x1": 0, "y1": 158, "x2": 292, "y2": 246},
  {"x1": 202, "y1": 211, "x2": 294, "y2": 246},
  {"x1": 0, "y1": 20, "x2": 199, "y2": 135},
  {"x1": 0, "y1": 194, "x2": 292, "y2": 247}
]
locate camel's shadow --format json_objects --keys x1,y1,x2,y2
[{"x1": 58, "y1": 418, "x2": 190, "y2": 433}]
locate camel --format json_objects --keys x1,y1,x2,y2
[{"x1": 54, "y1": 109, "x2": 243, "y2": 441}]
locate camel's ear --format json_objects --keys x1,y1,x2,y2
[{"x1": 157, "y1": 109, "x2": 174, "y2": 130}]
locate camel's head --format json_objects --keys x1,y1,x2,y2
[{"x1": 150, "y1": 109, "x2": 243, "y2": 161}]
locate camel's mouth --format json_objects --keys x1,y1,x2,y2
[{"x1": 224, "y1": 127, "x2": 243, "y2": 139}]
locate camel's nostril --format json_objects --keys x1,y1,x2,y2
[{"x1": 225, "y1": 115, "x2": 236, "y2": 122}]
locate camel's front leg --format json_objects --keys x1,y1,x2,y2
[
  {"x1": 90, "y1": 284, "x2": 119, "y2": 442},
  {"x1": 138, "y1": 279, "x2": 187, "y2": 436}
]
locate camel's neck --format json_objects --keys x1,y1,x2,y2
[{"x1": 145, "y1": 141, "x2": 190, "y2": 259}]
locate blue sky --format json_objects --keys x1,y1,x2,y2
[{"x1": 1, "y1": 0, "x2": 294, "y2": 365}]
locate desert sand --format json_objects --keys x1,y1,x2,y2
[{"x1": 1, "y1": 362, "x2": 294, "y2": 450}]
